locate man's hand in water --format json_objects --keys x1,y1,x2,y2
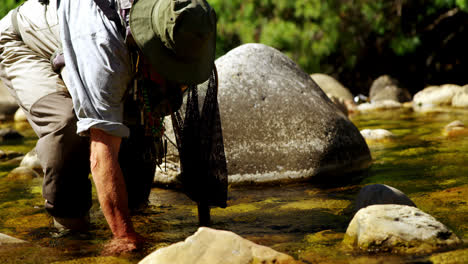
[
  {"x1": 89, "y1": 129, "x2": 145, "y2": 255},
  {"x1": 102, "y1": 232, "x2": 146, "y2": 255}
]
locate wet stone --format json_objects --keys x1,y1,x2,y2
[
  {"x1": 355, "y1": 184, "x2": 416, "y2": 211},
  {"x1": 214, "y1": 43, "x2": 371, "y2": 183},
  {"x1": 343, "y1": 204, "x2": 462, "y2": 254},
  {"x1": 139, "y1": 227, "x2": 300, "y2": 264},
  {"x1": 443, "y1": 120, "x2": 468, "y2": 137}
]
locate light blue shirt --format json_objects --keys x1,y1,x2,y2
[{"x1": 58, "y1": 0, "x2": 132, "y2": 137}]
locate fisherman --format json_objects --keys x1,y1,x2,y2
[{"x1": 0, "y1": 0, "x2": 218, "y2": 254}]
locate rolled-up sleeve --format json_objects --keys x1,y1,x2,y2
[{"x1": 58, "y1": 0, "x2": 131, "y2": 137}]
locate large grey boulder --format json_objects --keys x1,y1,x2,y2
[
  {"x1": 139, "y1": 227, "x2": 298, "y2": 264},
  {"x1": 343, "y1": 204, "x2": 462, "y2": 254},
  {"x1": 215, "y1": 44, "x2": 371, "y2": 183},
  {"x1": 355, "y1": 184, "x2": 416, "y2": 211},
  {"x1": 452, "y1": 85, "x2": 468, "y2": 108},
  {"x1": 369, "y1": 75, "x2": 411, "y2": 103},
  {"x1": 0, "y1": 80, "x2": 19, "y2": 121}
]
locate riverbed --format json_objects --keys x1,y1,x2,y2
[{"x1": 0, "y1": 108, "x2": 467, "y2": 263}]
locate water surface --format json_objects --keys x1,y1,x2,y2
[{"x1": 0, "y1": 108, "x2": 467, "y2": 263}]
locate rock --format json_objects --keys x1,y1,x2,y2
[
  {"x1": 343, "y1": 204, "x2": 462, "y2": 254},
  {"x1": 330, "y1": 96, "x2": 358, "y2": 116},
  {"x1": 357, "y1": 100, "x2": 402, "y2": 112},
  {"x1": 213, "y1": 43, "x2": 371, "y2": 184},
  {"x1": 328, "y1": 96, "x2": 349, "y2": 116},
  {"x1": 139, "y1": 227, "x2": 299, "y2": 264},
  {"x1": 0, "y1": 80, "x2": 19, "y2": 121},
  {"x1": 310, "y1": 73, "x2": 354, "y2": 101},
  {"x1": 13, "y1": 108, "x2": 27, "y2": 122},
  {"x1": 7, "y1": 167, "x2": 40, "y2": 180},
  {"x1": 0, "y1": 128, "x2": 24, "y2": 142},
  {"x1": 452, "y1": 84, "x2": 468, "y2": 108},
  {"x1": 0, "y1": 233, "x2": 26, "y2": 245},
  {"x1": 369, "y1": 75, "x2": 412, "y2": 103},
  {"x1": 360, "y1": 129, "x2": 395, "y2": 141},
  {"x1": 153, "y1": 117, "x2": 181, "y2": 185},
  {"x1": 413, "y1": 84, "x2": 462, "y2": 110},
  {"x1": 443, "y1": 120, "x2": 468, "y2": 137},
  {"x1": 154, "y1": 160, "x2": 181, "y2": 186},
  {"x1": 20, "y1": 148, "x2": 42, "y2": 175},
  {"x1": 0, "y1": 150, "x2": 24, "y2": 161},
  {"x1": 310, "y1": 74, "x2": 357, "y2": 115},
  {"x1": 355, "y1": 184, "x2": 416, "y2": 211}
]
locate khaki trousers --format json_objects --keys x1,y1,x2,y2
[{"x1": 0, "y1": 1, "x2": 93, "y2": 218}]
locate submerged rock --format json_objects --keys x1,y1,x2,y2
[
  {"x1": 360, "y1": 129, "x2": 395, "y2": 141},
  {"x1": 355, "y1": 184, "x2": 416, "y2": 211},
  {"x1": 0, "y1": 233, "x2": 26, "y2": 245},
  {"x1": 443, "y1": 120, "x2": 468, "y2": 137},
  {"x1": 369, "y1": 75, "x2": 412, "y2": 103},
  {"x1": 0, "y1": 80, "x2": 19, "y2": 121},
  {"x1": 452, "y1": 85, "x2": 468, "y2": 108},
  {"x1": 139, "y1": 227, "x2": 298, "y2": 264},
  {"x1": 343, "y1": 204, "x2": 462, "y2": 254},
  {"x1": 215, "y1": 43, "x2": 371, "y2": 184}
]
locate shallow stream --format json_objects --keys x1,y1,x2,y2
[{"x1": 0, "y1": 108, "x2": 467, "y2": 263}]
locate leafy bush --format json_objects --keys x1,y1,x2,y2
[{"x1": 0, "y1": 0, "x2": 22, "y2": 19}]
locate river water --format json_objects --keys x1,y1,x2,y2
[{"x1": 0, "y1": 107, "x2": 467, "y2": 263}]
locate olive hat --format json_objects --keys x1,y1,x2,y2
[{"x1": 129, "y1": 0, "x2": 216, "y2": 84}]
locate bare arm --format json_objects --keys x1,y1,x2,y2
[{"x1": 90, "y1": 128, "x2": 143, "y2": 253}]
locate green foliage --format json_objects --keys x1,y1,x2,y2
[
  {"x1": 211, "y1": 0, "x2": 341, "y2": 72},
  {"x1": 211, "y1": 0, "x2": 468, "y2": 81},
  {"x1": 0, "y1": 0, "x2": 22, "y2": 19}
]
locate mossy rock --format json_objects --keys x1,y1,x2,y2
[{"x1": 7, "y1": 167, "x2": 40, "y2": 180}]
